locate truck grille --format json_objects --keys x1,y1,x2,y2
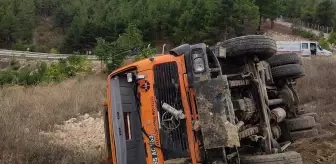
[{"x1": 153, "y1": 62, "x2": 189, "y2": 160}]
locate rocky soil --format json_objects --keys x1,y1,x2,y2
[
  {"x1": 291, "y1": 102, "x2": 336, "y2": 164},
  {"x1": 39, "y1": 112, "x2": 106, "y2": 159}
]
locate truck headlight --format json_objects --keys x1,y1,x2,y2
[{"x1": 193, "y1": 57, "x2": 205, "y2": 73}]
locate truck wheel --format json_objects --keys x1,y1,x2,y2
[
  {"x1": 267, "y1": 53, "x2": 302, "y2": 67},
  {"x1": 301, "y1": 112, "x2": 319, "y2": 122},
  {"x1": 290, "y1": 128, "x2": 318, "y2": 141},
  {"x1": 219, "y1": 35, "x2": 277, "y2": 60},
  {"x1": 240, "y1": 151, "x2": 302, "y2": 164},
  {"x1": 285, "y1": 116, "x2": 316, "y2": 131},
  {"x1": 271, "y1": 64, "x2": 305, "y2": 79}
]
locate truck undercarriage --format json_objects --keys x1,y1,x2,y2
[{"x1": 104, "y1": 35, "x2": 317, "y2": 164}]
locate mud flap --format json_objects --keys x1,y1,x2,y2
[{"x1": 194, "y1": 75, "x2": 240, "y2": 149}]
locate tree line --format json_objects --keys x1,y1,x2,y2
[
  {"x1": 0, "y1": 0, "x2": 335, "y2": 54},
  {"x1": 283, "y1": 0, "x2": 336, "y2": 27}
]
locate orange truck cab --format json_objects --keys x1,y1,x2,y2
[{"x1": 103, "y1": 43, "x2": 235, "y2": 164}]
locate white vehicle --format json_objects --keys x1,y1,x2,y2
[{"x1": 276, "y1": 41, "x2": 332, "y2": 56}]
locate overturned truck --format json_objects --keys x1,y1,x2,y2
[{"x1": 103, "y1": 35, "x2": 318, "y2": 164}]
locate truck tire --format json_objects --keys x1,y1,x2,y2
[
  {"x1": 301, "y1": 112, "x2": 319, "y2": 122},
  {"x1": 290, "y1": 128, "x2": 318, "y2": 141},
  {"x1": 267, "y1": 53, "x2": 302, "y2": 67},
  {"x1": 285, "y1": 116, "x2": 316, "y2": 131},
  {"x1": 240, "y1": 151, "x2": 302, "y2": 164},
  {"x1": 271, "y1": 64, "x2": 305, "y2": 79},
  {"x1": 219, "y1": 35, "x2": 277, "y2": 60}
]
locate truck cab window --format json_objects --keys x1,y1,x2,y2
[
  {"x1": 302, "y1": 43, "x2": 308, "y2": 49},
  {"x1": 310, "y1": 43, "x2": 316, "y2": 50}
]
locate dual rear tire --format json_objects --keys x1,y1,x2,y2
[
  {"x1": 285, "y1": 114, "x2": 321, "y2": 141},
  {"x1": 267, "y1": 53, "x2": 305, "y2": 80}
]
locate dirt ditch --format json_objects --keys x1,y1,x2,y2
[
  {"x1": 43, "y1": 108, "x2": 336, "y2": 164},
  {"x1": 39, "y1": 112, "x2": 106, "y2": 159}
]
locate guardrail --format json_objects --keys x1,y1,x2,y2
[{"x1": 0, "y1": 49, "x2": 99, "y2": 60}]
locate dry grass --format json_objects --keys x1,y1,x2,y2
[
  {"x1": 0, "y1": 75, "x2": 106, "y2": 164},
  {"x1": 293, "y1": 56, "x2": 336, "y2": 164},
  {"x1": 296, "y1": 56, "x2": 336, "y2": 130},
  {"x1": 297, "y1": 56, "x2": 336, "y2": 104}
]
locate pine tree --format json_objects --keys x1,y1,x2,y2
[{"x1": 316, "y1": 0, "x2": 335, "y2": 26}]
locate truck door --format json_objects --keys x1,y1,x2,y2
[
  {"x1": 301, "y1": 42, "x2": 311, "y2": 56},
  {"x1": 310, "y1": 42, "x2": 317, "y2": 56},
  {"x1": 110, "y1": 75, "x2": 146, "y2": 164}
]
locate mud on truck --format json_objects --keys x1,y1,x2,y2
[{"x1": 103, "y1": 35, "x2": 320, "y2": 164}]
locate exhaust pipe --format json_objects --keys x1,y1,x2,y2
[{"x1": 162, "y1": 44, "x2": 166, "y2": 54}]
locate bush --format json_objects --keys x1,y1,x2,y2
[
  {"x1": 45, "y1": 63, "x2": 66, "y2": 82},
  {"x1": 0, "y1": 56, "x2": 92, "y2": 86},
  {"x1": 318, "y1": 38, "x2": 331, "y2": 50},
  {"x1": 93, "y1": 38, "x2": 126, "y2": 73},
  {"x1": 27, "y1": 44, "x2": 36, "y2": 52},
  {"x1": 44, "y1": 56, "x2": 92, "y2": 82},
  {"x1": 0, "y1": 71, "x2": 18, "y2": 85},
  {"x1": 73, "y1": 51, "x2": 81, "y2": 55},
  {"x1": 12, "y1": 42, "x2": 26, "y2": 51},
  {"x1": 12, "y1": 42, "x2": 36, "y2": 52},
  {"x1": 37, "y1": 61, "x2": 48, "y2": 76},
  {"x1": 134, "y1": 47, "x2": 156, "y2": 61},
  {"x1": 50, "y1": 48, "x2": 59, "y2": 54},
  {"x1": 328, "y1": 31, "x2": 336, "y2": 44},
  {"x1": 17, "y1": 69, "x2": 37, "y2": 85},
  {"x1": 10, "y1": 58, "x2": 21, "y2": 70},
  {"x1": 66, "y1": 55, "x2": 92, "y2": 75},
  {"x1": 293, "y1": 27, "x2": 319, "y2": 40},
  {"x1": 16, "y1": 63, "x2": 49, "y2": 86}
]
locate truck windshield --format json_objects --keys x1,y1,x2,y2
[{"x1": 318, "y1": 45, "x2": 323, "y2": 51}]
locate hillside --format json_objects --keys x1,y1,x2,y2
[{"x1": 1, "y1": 0, "x2": 336, "y2": 55}]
